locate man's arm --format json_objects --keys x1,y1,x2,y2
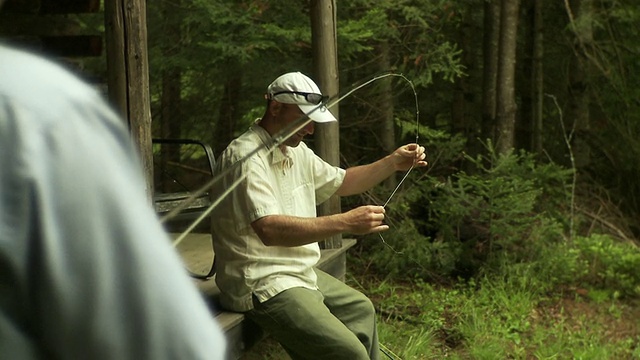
[
  {"x1": 336, "y1": 143, "x2": 427, "y2": 196},
  {"x1": 251, "y1": 205, "x2": 388, "y2": 247}
]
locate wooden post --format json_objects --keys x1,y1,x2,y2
[
  {"x1": 104, "y1": 0, "x2": 154, "y2": 199},
  {"x1": 310, "y1": 0, "x2": 341, "y2": 249}
]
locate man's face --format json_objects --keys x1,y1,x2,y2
[{"x1": 278, "y1": 103, "x2": 314, "y2": 147}]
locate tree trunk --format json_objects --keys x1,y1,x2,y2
[
  {"x1": 517, "y1": 0, "x2": 543, "y2": 152},
  {"x1": 310, "y1": 0, "x2": 342, "y2": 249},
  {"x1": 495, "y1": 0, "x2": 521, "y2": 155},
  {"x1": 532, "y1": 0, "x2": 544, "y2": 155},
  {"x1": 105, "y1": 0, "x2": 153, "y2": 199},
  {"x1": 481, "y1": 0, "x2": 501, "y2": 145},
  {"x1": 453, "y1": 5, "x2": 476, "y2": 163},
  {"x1": 566, "y1": 0, "x2": 593, "y2": 168},
  {"x1": 451, "y1": 7, "x2": 467, "y2": 137},
  {"x1": 512, "y1": 0, "x2": 544, "y2": 154}
]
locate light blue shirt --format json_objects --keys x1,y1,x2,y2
[{"x1": 0, "y1": 44, "x2": 226, "y2": 359}]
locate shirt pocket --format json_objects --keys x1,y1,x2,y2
[{"x1": 290, "y1": 182, "x2": 316, "y2": 217}]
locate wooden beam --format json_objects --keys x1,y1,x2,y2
[
  {"x1": 3, "y1": 0, "x2": 99, "y2": 14},
  {"x1": 104, "y1": 1, "x2": 127, "y2": 118},
  {"x1": 104, "y1": 0, "x2": 154, "y2": 199},
  {"x1": 39, "y1": 35, "x2": 102, "y2": 57},
  {"x1": 3, "y1": 0, "x2": 41, "y2": 13},
  {"x1": 40, "y1": 0, "x2": 100, "y2": 14},
  {"x1": 310, "y1": 0, "x2": 342, "y2": 249},
  {"x1": 0, "y1": 13, "x2": 103, "y2": 36}
]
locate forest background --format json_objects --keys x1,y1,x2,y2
[
  {"x1": 1, "y1": 0, "x2": 638, "y2": 357},
  {"x1": 146, "y1": 0, "x2": 639, "y2": 358},
  {"x1": 141, "y1": 0, "x2": 640, "y2": 358}
]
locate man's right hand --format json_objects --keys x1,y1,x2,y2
[
  {"x1": 342, "y1": 205, "x2": 389, "y2": 235},
  {"x1": 251, "y1": 205, "x2": 389, "y2": 247}
]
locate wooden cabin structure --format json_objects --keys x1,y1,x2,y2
[
  {"x1": 1, "y1": 0, "x2": 154, "y2": 196},
  {"x1": 1, "y1": 0, "x2": 348, "y2": 357}
]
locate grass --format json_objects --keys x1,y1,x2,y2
[
  {"x1": 241, "y1": 271, "x2": 640, "y2": 360},
  {"x1": 240, "y1": 252, "x2": 640, "y2": 360},
  {"x1": 354, "y1": 270, "x2": 640, "y2": 360}
]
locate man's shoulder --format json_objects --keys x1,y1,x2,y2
[
  {"x1": 0, "y1": 45, "x2": 98, "y2": 103},
  {"x1": 0, "y1": 44, "x2": 116, "y2": 133},
  {"x1": 220, "y1": 127, "x2": 268, "y2": 161}
]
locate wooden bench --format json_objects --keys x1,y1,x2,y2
[{"x1": 173, "y1": 233, "x2": 357, "y2": 359}]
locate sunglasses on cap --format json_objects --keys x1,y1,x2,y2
[{"x1": 271, "y1": 91, "x2": 328, "y2": 105}]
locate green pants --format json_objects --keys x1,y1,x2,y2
[{"x1": 247, "y1": 269, "x2": 380, "y2": 360}]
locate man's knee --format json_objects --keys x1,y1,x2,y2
[{"x1": 353, "y1": 291, "x2": 376, "y2": 317}]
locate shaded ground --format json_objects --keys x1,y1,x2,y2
[
  {"x1": 239, "y1": 287, "x2": 640, "y2": 359},
  {"x1": 535, "y1": 292, "x2": 640, "y2": 348}
]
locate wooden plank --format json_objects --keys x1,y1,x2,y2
[
  {"x1": 154, "y1": 193, "x2": 211, "y2": 213},
  {"x1": 310, "y1": 0, "x2": 342, "y2": 250},
  {"x1": 0, "y1": 13, "x2": 103, "y2": 36},
  {"x1": 215, "y1": 312, "x2": 245, "y2": 331},
  {"x1": 3, "y1": 0, "x2": 41, "y2": 13},
  {"x1": 174, "y1": 233, "x2": 214, "y2": 276},
  {"x1": 104, "y1": 0, "x2": 127, "y2": 119},
  {"x1": 3, "y1": 0, "x2": 99, "y2": 14},
  {"x1": 40, "y1": 35, "x2": 102, "y2": 57},
  {"x1": 104, "y1": 0, "x2": 153, "y2": 200},
  {"x1": 40, "y1": 0, "x2": 100, "y2": 14},
  {"x1": 124, "y1": 0, "x2": 153, "y2": 199}
]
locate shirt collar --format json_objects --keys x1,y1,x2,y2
[{"x1": 250, "y1": 122, "x2": 292, "y2": 167}]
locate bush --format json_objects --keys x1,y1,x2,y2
[
  {"x1": 573, "y1": 234, "x2": 640, "y2": 298},
  {"x1": 358, "y1": 141, "x2": 575, "y2": 281}
]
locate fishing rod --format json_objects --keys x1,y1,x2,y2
[{"x1": 167, "y1": 71, "x2": 421, "y2": 248}]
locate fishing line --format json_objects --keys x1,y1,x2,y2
[
  {"x1": 380, "y1": 343, "x2": 403, "y2": 360},
  {"x1": 169, "y1": 115, "x2": 314, "y2": 247},
  {"x1": 172, "y1": 174, "x2": 246, "y2": 246},
  {"x1": 375, "y1": 73, "x2": 420, "y2": 255}
]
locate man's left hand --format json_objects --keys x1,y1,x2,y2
[{"x1": 392, "y1": 143, "x2": 428, "y2": 171}]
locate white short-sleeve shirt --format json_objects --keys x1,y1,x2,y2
[{"x1": 212, "y1": 123, "x2": 345, "y2": 312}]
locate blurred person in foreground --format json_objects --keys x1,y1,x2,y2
[
  {"x1": 0, "y1": 9, "x2": 226, "y2": 359},
  {"x1": 211, "y1": 72, "x2": 427, "y2": 359}
]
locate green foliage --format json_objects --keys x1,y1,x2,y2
[
  {"x1": 357, "y1": 269, "x2": 640, "y2": 360},
  {"x1": 146, "y1": 0, "x2": 468, "y2": 167},
  {"x1": 354, "y1": 127, "x2": 467, "y2": 280},
  {"x1": 336, "y1": 8, "x2": 385, "y2": 59},
  {"x1": 581, "y1": 1, "x2": 640, "y2": 232},
  {"x1": 365, "y1": 211, "x2": 461, "y2": 280},
  {"x1": 539, "y1": 0, "x2": 640, "y2": 231},
  {"x1": 524, "y1": 231, "x2": 640, "y2": 299},
  {"x1": 573, "y1": 234, "x2": 640, "y2": 298},
  {"x1": 147, "y1": 0, "x2": 316, "y2": 149},
  {"x1": 362, "y1": 278, "x2": 470, "y2": 359},
  {"x1": 458, "y1": 276, "x2": 537, "y2": 359},
  {"x1": 359, "y1": 133, "x2": 577, "y2": 281},
  {"x1": 526, "y1": 231, "x2": 588, "y2": 291},
  {"x1": 338, "y1": 0, "x2": 466, "y2": 83}
]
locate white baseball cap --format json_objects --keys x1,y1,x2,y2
[{"x1": 266, "y1": 72, "x2": 337, "y2": 123}]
